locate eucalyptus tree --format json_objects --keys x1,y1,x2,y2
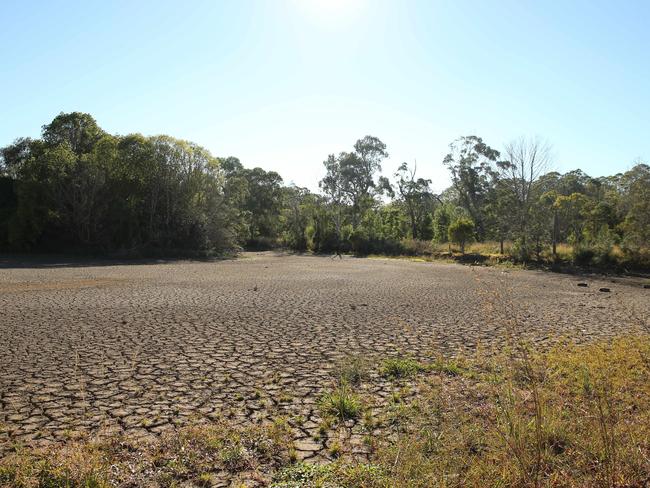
[
  {"x1": 321, "y1": 136, "x2": 390, "y2": 228},
  {"x1": 240, "y1": 167, "x2": 284, "y2": 242},
  {"x1": 394, "y1": 161, "x2": 435, "y2": 240},
  {"x1": 443, "y1": 135, "x2": 500, "y2": 239},
  {"x1": 281, "y1": 185, "x2": 314, "y2": 251},
  {"x1": 42, "y1": 112, "x2": 105, "y2": 156},
  {"x1": 618, "y1": 163, "x2": 650, "y2": 251},
  {"x1": 500, "y1": 137, "x2": 552, "y2": 246},
  {"x1": 319, "y1": 153, "x2": 347, "y2": 250},
  {"x1": 219, "y1": 158, "x2": 283, "y2": 244}
]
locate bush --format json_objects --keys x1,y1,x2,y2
[
  {"x1": 281, "y1": 229, "x2": 307, "y2": 251},
  {"x1": 448, "y1": 217, "x2": 475, "y2": 254},
  {"x1": 350, "y1": 227, "x2": 371, "y2": 255},
  {"x1": 305, "y1": 223, "x2": 340, "y2": 253},
  {"x1": 572, "y1": 245, "x2": 596, "y2": 265},
  {"x1": 399, "y1": 238, "x2": 433, "y2": 256},
  {"x1": 433, "y1": 205, "x2": 453, "y2": 243},
  {"x1": 620, "y1": 244, "x2": 650, "y2": 269},
  {"x1": 512, "y1": 238, "x2": 532, "y2": 262},
  {"x1": 245, "y1": 236, "x2": 280, "y2": 251},
  {"x1": 589, "y1": 229, "x2": 617, "y2": 266}
]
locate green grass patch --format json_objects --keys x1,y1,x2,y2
[
  {"x1": 319, "y1": 385, "x2": 362, "y2": 421},
  {"x1": 380, "y1": 357, "x2": 423, "y2": 378},
  {"x1": 428, "y1": 359, "x2": 464, "y2": 376},
  {"x1": 334, "y1": 355, "x2": 369, "y2": 386}
]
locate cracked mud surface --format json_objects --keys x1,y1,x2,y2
[{"x1": 1, "y1": 252, "x2": 647, "y2": 458}]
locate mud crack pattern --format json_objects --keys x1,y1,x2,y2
[{"x1": 0, "y1": 253, "x2": 647, "y2": 456}]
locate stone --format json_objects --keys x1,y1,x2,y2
[{"x1": 294, "y1": 438, "x2": 321, "y2": 452}]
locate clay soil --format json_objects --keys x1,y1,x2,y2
[{"x1": 1, "y1": 252, "x2": 647, "y2": 458}]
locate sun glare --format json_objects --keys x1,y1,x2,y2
[{"x1": 295, "y1": 0, "x2": 366, "y2": 20}]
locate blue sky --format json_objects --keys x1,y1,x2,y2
[{"x1": 1, "y1": 0, "x2": 649, "y2": 192}]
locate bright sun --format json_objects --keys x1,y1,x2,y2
[
  {"x1": 295, "y1": 0, "x2": 366, "y2": 19},
  {"x1": 305, "y1": 0, "x2": 352, "y2": 10}
]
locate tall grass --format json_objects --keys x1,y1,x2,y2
[
  {"x1": 399, "y1": 239, "x2": 650, "y2": 269},
  {"x1": 273, "y1": 336, "x2": 650, "y2": 487}
]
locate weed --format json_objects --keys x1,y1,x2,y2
[
  {"x1": 334, "y1": 355, "x2": 369, "y2": 386},
  {"x1": 429, "y1": 358, "x2": 464, "y2": 376},
  {"x1": 319, "y1": 385, "x2": 362, "y2": 421},
  {"x1": 271, "y1": 463, "x2": 334, "y2": 487},
  {"x1": 288, "y1": 447, "x2": 298, "y2": 463},
  {"x1": 328, "y1": 440, "x2": 342, "y2": 458},
  {"x1": 380, "y1": 357, "x2": 422, "y2": 378},
  {"x1": 362, "y1": 410, "x2": 375, "y2": 431},
  {"x1": 278, "y1": 392, "x2": 293, "y2": 403},
  {"x1": 318, "y1": 418, "x2": 331, "y2": 436},
  {"x1": 220, "y1": 444, "x2": 246, "y2": 471},
  {"x1": 197, "y1": 472, "x2": 212, "y2": 487}
]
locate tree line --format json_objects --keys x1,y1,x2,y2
[{"x1": 1, "y1": 113, "x2": 648, "y2": 267}]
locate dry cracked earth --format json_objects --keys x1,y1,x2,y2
[{"x1": 1, "y1": 252, "x2": 648, "y2": 460}]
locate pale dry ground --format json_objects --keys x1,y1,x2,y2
[{"x1": 0, "y1": 252, "x2": 648, "y2": 459}]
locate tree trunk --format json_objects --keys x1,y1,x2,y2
[
  {"x1": 500, "y1": 238, "x2": 504, "y2": 255},
  {"x1": 552, "y1": 210, "x2": 558, "y2": 259},
  {"x1": 410, "y1": 209, "x2": 417, "y2": 240}
]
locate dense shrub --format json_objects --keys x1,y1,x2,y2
[
  {"x1": 572, "y1": 245, "x2": 596, "y2": 265},
  {"x1": 245, "y1": 236, "x2": 280, "y2": 251},
  {"x1": 399, "y1": 238, "x2": 433, "y2": 256}
]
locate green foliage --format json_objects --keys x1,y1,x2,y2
[
  {"x1": 399, "y1": 238, "x2": 433, "y2": 256},
  {"x1": 272, "y1": 463, "x2": 335, "y2": 487},
  {"x1": 319, "y1": 385, "x2": 362, "y2": 421},
  {"x1": 572, "y1": 244, "x2": 596, "y2": 265},
  {"x1": 381, "y1": 357, "x2": 423, "y2": 378},
  {"x1": 1, "y1": 117, "x2": 648, "y2": 266},
  {"x1": 394, "y1": 162, "x2": 435, "y2": 240},
  {"x1": 429, "y1": 359, "x2": 464, "y2": 376},
  {"x1": 1, "y1": 114, "x2": 235, "y2": 254},
  {"x1": 443, "y1": 135, "x2": 500, "y2": 239},
  {"x1": 0, "y1": 177, "x2": 16, "y2": 247},
  {"x1": 432, "y1": 204, "x2": 452, "y2": 243},
  {"x1": 447, "y1": 217, "x2": 475, "y2": 253},
  {"x1": 334, "y1": 356, "x2": 369, "y2": 386},
  {"x1": 619, "y1": 164, "x2": 650, "y2": 256}
]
